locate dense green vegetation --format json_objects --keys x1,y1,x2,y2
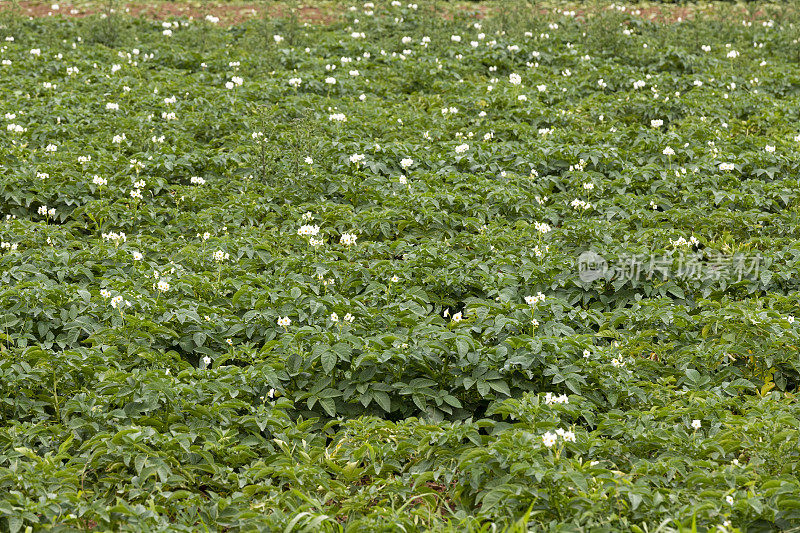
[{"x1": 1, "y1": 1, "x2": 799, "y2": 530}]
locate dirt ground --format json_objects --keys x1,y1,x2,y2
[{"x1": 0, "y1": 1, "x2": 768, "y2": 26}]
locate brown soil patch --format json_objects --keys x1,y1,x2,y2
[
  {"x1": 2, "y1": 1, "x2": 777, "y2": 27},
  {"x1": 6, "y1": 1, "x2": 340, "y2": 26}
]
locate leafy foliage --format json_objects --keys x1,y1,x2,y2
[{"x1": 0, "y1": 1, "x2": 799, "y2": 531}]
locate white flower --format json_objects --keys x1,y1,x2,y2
[
  {"x1": 45, "y1": 144, "x2": 58, "y2": 152},
  {"x1": 349, "y1": 153, "x2": 365, "y2": 164},
  {"x1": 788, "y1": 315, "x2": 795, "y2": 324},
  {"x1": 297, "y1": 225, "x2": 320, "y2": 237},
  {"x1": 765, "y1": 145, "x2": 775, "y2": 153},
  {"x1": 190, "y1": 176, "x2": 206, "y2": 185},
  {"x1": 132, "y1": 251, "x2": 143, "y2": 261},
  {"x1": 533, "y1": 222, "x2": 551, "y2": 234},
  {"x1": 451, "y1": 312, "x2": 463, "y2": 323},
  {"x1": 542, "y1": 431, "x2": 557, "y2": 448},
  {"x1": 304, "y1": 156, "x2": 313, "y2": 165},
  {"x1": 691, "y1": 419, "x2": 702, "y2": 430},
  {"x1": 110, "y1": 295, "x2": 124, "y2": 308},
  {"x1": 277, "y1": 316, "x2": 292, "y2": 327},
  {"x1": 273, "y1": 35, "x2": 284, "y2": 43},
  {"x1": 112, "y1": 133, "x2": 126, "y2": 144},
  {"x1": 343, "y1": 313, "x2": 354, "y2": 323},
  {"x1": 213, "y1": 250, "x2": 230, "y2": 262},
  {"x1": 330, "y1": 312, "x2": 339, "y2": 322},
  {"x1": 455, "y1": 143, "x2": 470, "y2": 154},
  {"x1": 162, "y1": 29, "x2": 173, "y2": 37},
  {"x1": 725, "y1": 495, "x2": 734, "y2": 505},
  {"x1": 509, "y1": 73, "x2": 522, "y2": 85},
  {"x1": 727, "y1": 50, "x2": 739, "y2": 58},
  {"x1": 450, "y1": 35, "x2": 461, "y2": 42},
  {"x1": 100, "y1": 289, "x2": 111, "y2": 299},
  {"x1": 719, "y1": 162, "x2": 734, "y2": 171},
  {"x1": 325, "y1": 77, "x2": 336, "y2": 85},
  {"x1": 329, "y1": 113, "x2": 347, "y2": 122},
  {"x1": 340, "y1": 233, "x2": 357, "y2": 246},
  {"x1": 105, "y1": 102, "x2": 119, "y2": 111},
  {"x1": 662, "y1": 146, "x2": 675, "y2": 156},
  {"x1": 400, "y1": 158, "x2": 414, "y2": 169},
  {"x1": 203, "y1": 355, "x2": 212, "y2": 367},
  {"x1": 651, "y1": 119, "x2": 663, "y2": 128},
  {"x1": 157, "y1": 279, "x2": 170, "y2": 292},
  {"x1": 561, "y1": 430, "x2": 576, "y2": 442},
  {"x1": 288, "y1": 77, "x2": 302, "y2": 88},
  {"x1": 391, "y1": 275, "x2": 399, "y2": 283}
]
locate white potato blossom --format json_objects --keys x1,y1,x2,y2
[
  {"x1": 329, "y1": 113, "x2": 347, "y2": 122},
  {"x1": 92, "y1": 175, "x2": 107, "y2": 186},
  {"x1": 156, "y1": 279, "x2": 170, "y2": 292},
  {"x1": 765, "y1": 145, "x2": 775, "y2": 153},
  {"x1": 542, "y1": 431, "x2": 558, "y2": 448},
  {"x1": 525, "y1": 292, "x2": 546, "y2": 306},
  {"x1": 544, "y1": 392, "x2": 569, "y2": 405},
  {"x1": 555, "y1": 428, "x2": 576, "y2": 442},
  {"x1": 509, "y1": 73, "x2": 522, "y2": 85},
  {"x1": 190, "y1": 176, "x2": 206, "y2": 185},
  {"x1": 340, "y1": 233, "x2": 358, "y2": 246},
  {"x1": 651, "y1": 119, "x2": 663, "y2": 128},
  {"x1": 277, "y1": 316, "x2": 292, "y2": 327},
  {"x1": 719, "y1": 162, "x2": 734, "y2": 171},
  {"x1": 297, "y1": 225, "x2": 320, "y2": 237},
  {"x1": 349, "y1": 153, "x2": 365, "y2": 164},
  {"x1": 400, "y1": 158, "x2": 414, "y2": 169},
  {"x1": 663, "y1": 146, "x2": 675, "y2": 156},
  {"x1": 691, "y1": 419, "x2": 702, "y2": 430},
  {"x1": 455, "y1": 143, "x2": 470, "y2": 154},
  {"x1": 213, "y1": 250, "x2": 230, "y2": 262}
]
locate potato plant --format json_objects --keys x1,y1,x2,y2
[{"x1": 0, "y1": 1, "x2": 799, "y2": 531}]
